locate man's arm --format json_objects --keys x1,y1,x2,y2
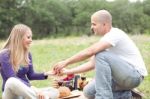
[
  {"x1": 63, "y1": 56, "x2": 95, "y2": 74},
  {"x1": 54, "y1": 41, "x2": 112, "y2": 73},
  {"x1": 65, "y1": 41, "x2": 111, "y2": 66}
]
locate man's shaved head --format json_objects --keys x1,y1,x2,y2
[
  {"x1": 91, "y1": 10, "x2": 112, "y2": 35},
  {"x1": 92, "y1": 10, "x2": 112, "y2": 25}
]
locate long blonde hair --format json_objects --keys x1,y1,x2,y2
[{"x1": 3, "y1": 24, "x2": 31, "y2": 72}]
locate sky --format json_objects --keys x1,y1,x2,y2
[{"x1": 106, "y1": 0, "x2": 144, "y2": 2}]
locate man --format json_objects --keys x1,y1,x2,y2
[{"x1": 53, "y1": 10, "x2": 147, "y2": 99}]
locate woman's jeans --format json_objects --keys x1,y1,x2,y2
[
  {"x1": 83, "y1": 51, "x2": 143, "y2": 99},
  {"x1": 2, "y1": 77, "x2": 59, "y2": 99}
]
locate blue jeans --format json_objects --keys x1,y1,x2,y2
[{"x1": 83, "y1": 51, "x2": 143, "y2": 99}]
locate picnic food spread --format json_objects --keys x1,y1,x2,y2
[
  {"x1": 52, "y1": 74, "x2": 90, "y2": 98},
  {"x1": 58, "y1": 86, "x2": 71, "y2": 98}
]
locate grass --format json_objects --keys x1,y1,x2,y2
[{"x1": 0, "y1": 35, "x2": 150, "y2": 98}]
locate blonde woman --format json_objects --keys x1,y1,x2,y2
[{"x1": 0, "y1": 24, "x2": 59, "y2": 99}]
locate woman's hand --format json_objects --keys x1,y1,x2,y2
[
  {"x1": 37, "y1": 91, "x2": 46, "y2": 99},
  {"x1": 44, "y1": 70, "x2": 56, "y2": 76},
  {"x1": 37, "y1": 91, "x2": 47, "y2": 99},
  {"x1": 31, "y1": 86, "x2": 48, "y2": 99}
]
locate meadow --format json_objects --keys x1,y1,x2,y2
[{"x1": 0, "y1": 35, "x2": 150, "y2": 98}]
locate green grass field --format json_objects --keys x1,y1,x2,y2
[{"x1": 0, "y1": 35, "x2": 150, "y2": 98}]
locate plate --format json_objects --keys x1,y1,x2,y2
[{"x1": 60, "y1": 90, "x2": 81, "y2": 99}]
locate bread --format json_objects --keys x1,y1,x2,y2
[{"x1": 58, "y1": 86, "x2": 71, "y2": 98}]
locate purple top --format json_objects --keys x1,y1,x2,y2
[{"x1": 0, "y1": 49, "x2": 47, "y2": 91}]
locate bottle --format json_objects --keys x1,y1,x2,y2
[{"x1": 73, "y1": 75, "x2": 80, "y2": 90}]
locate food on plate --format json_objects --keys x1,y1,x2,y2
[{"x1": 58, "y1": 86, "x2": 71, "y2": 98}]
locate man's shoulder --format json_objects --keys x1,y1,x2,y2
[
  {"x1": 104, "y1": 27, "x2": 125, "y2": 38},
  {"x1": 109, "y1": 27, "x2": 129, "y2": 39},
  {"x1": 111, "y1": 27, "x2": 125, "y2": 33}
]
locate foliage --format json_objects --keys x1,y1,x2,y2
[{"x1": 0, "y1": 0, "x2": 150, "y2": 38}]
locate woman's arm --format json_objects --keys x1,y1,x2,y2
[
  {"x1": 27, "y1": 53, "x2": 47, "y2": 80},
  {"x1": 0, "y1": 51, "x2": 16, "y2": 78}
]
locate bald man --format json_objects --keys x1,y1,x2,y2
[{"x1": 53, "y1": 10, "x2": 147, "y2": 99}]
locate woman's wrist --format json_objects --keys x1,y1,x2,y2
[
  {"x1": 44, "y1": 72, "x2": 48, "y2": 76},
  {"x1": 44, "y1": 72, "x2": 49, "y2": 79},
  {"x1": 44, "y1": 71, "x2": 55, "y2": 76},
  {"x1": 44, "y1": 73, "x2": 48, "y2": 79}
]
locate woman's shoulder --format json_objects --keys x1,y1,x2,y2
[
  {"x1": 0, "y1": 49, "x2": 10, "y2": 60},
  {"x1": 0, "y1": 48, "x2": 9, "y2": 54}
]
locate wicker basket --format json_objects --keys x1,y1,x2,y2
[{"x1": 131, "y1": 89, "x2": 144, "y2": 99}]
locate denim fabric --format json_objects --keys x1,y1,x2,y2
[
  {"x1": 83, "y1": 51, "x2": 143, "y2": 99},
  {"x1": 83, "y1": 79, "x2": 132, "y2": 99},
  {"x1": 113, "y1": 90, "x2": 132, "y2": 99},
  {"x1": 83, "y1": 80, "x2": 96, "y2": 99}
]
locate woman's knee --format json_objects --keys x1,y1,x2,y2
[
  {"x1": 47, "y1": 87, "x2": 59, "y2": 99},
  {"x1": 5, "y1": 77, "x2": 20, "y2": 90}
]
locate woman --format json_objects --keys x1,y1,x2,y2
[{"x1": 0, "y1": 24, "x2": 59, "y2": 99}]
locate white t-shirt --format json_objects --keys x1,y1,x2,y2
[{"x1": 100, "y1": 27, "x2": 148, "y2": 76}]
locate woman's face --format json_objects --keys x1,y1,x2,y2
[{"x1": 22, "y1": 29, "x2": 32, "y2": 50}]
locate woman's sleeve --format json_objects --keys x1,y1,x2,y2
[
  {"x1": 0, "y1": 53, "x2": 16, "y2": 78},
  {"x1": 27, "y1": 53, "x2": 48, "y2": 80}
]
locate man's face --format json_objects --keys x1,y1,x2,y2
[{"x1": 91, "y1": 15, "x2": 105, "y2": 36}]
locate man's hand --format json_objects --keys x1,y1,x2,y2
[
  {"x1": 61, "y1": 68, "x2": 72, "y2": 75},
  {"x1": 53, "y1": 60, "x2": 68, "y2": 74}
]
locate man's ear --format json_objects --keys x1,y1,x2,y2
[{"x1": 103, "y1": 23, "x2": 106, "y2": 26}]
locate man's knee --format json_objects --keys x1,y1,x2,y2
[
  {"x1": 83, "y1": 85, "x2": 95, "y2": 99},
  {"x1": 95, "y1": 51, "x2": 110, "y2": 61}
]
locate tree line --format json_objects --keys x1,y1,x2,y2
[{"x1": 0, "y1": 0, "x2": 150, "y2": 39}]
